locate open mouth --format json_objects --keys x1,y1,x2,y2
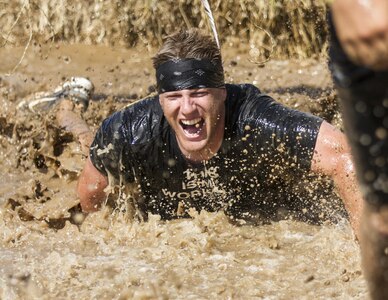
[{"x1": 180, "y1": 118, "x2": 205, "y2": 135}]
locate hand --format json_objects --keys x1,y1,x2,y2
[{"x1": 332, "y1": 0, "x2": 388, "y2": 70}]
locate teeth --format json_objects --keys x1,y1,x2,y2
[{"x1": 181, "y1": 118, "x2": 202, "y2": 126}]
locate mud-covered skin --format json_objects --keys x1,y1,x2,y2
[{"x1": 90, "y1": 83, "x2": 323, "y2": 220}]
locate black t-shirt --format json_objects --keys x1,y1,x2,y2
[{"x1": 90, "y1": 84, "x2": 323, "y2": 220}]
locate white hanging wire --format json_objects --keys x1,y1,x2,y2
[{"x1": 200, "y1": 0, "x2": 220, "y2": 48}]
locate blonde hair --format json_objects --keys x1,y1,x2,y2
[{"x1": 152, "y1": 28, "x2": 223, "y2": 71}]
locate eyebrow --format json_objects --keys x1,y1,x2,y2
[
  {"x1": 164, "y1": 88, "x2": 209, "y2": 98},
  {"x1": 165, "y1": 93, "x2": 182, "y2": 97}
]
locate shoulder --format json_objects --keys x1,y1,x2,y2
[
  {"x1": 225, "y1": 83, "x2": 276, "y2": 123},
  {"x1": 226, "y1": 83, "x2": 274, "y2": 106},
  {"x1": 105, "y1": 95, "x2": 162, "y2": 127},
  {"x1": 89, "y1": 95, "x2": 166, "y2": 177},
  {"x1": 99, "y1": 94, "x2": 165, "y2": 144},
  {"x1": 226, "y1": 83, "x2": 264, "y2": 99}
]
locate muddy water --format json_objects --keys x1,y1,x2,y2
[{"x1": 0, "y1": 44, "x2": 367, "y2": 299}]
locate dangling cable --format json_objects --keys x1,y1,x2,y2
[{"x1": 200, "y1": 0, "x2": 220, "y2": 49}]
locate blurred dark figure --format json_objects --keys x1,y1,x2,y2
[{"x1": 330, "y1": 1, "x2": 388, "y2": 298}]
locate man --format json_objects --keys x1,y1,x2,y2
[
  {"x1": 77, "y1": 29, "x2": 363, "y2": 234},
  {"x1": 330, "y1": 0, "x2": 388, "y2": 298}
]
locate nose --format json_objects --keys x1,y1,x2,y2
[{"x1": 180, "y1": 95, "x2": 196, "y2": 114}]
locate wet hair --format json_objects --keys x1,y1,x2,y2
[{"x1": 152, "y1": 28, "x2": 223, "y2": 71}]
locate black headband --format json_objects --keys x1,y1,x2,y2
[{"x1": 156, "y1": 58, "x2": 225, "y2": 93}]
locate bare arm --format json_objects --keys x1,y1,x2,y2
[
  {"x1": 311, "y1": 121, "x2": 364, "y2": 238},
  {"x1": 77, "y1": 157, "x2": 109, "y2": 212},
  {"x1": 56, "y1": 100, "x2": 108, "y2": 212},
  {"x1": 56, "y1": 99, "x2": 94, "y2": 155}
]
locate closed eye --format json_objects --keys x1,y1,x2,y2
[
  {"x1": 191, "y1": 91, "x2": 208, "y2": 98},
  {"x1": 165, "y1": 94, "x2": 181, "y2": 101}
]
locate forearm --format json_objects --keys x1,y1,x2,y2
[
  {"x1": 77, "y1": 158, "x2": 109, "y2": 212},
  {"x1": 77, "y1": 179, "x2": 107, "y2": 212},
  {"x1": 56, "y1": 100, "x2": 94, "y2": 155},
  {"x1": 331, "y1": 154, "x2": 364, "y2": 238},
  {"x1": 311, "y1": 122, "x2": 363, "y2": 236}
]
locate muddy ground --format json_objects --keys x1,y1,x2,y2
[{"x1": 0, "y1": 44, "x2": 367, "y2": 299}]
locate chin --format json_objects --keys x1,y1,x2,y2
[
  {"x1": 179, "y1": 139, "x2": 209, "y2": 157},
  {"x1": 182, "y1": 144, "x2": 208, "y2": 154}
]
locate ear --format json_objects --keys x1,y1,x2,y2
[
  {"x1": 159, "y1": 95, "x2": 164, "y2": 108},
  {"x1": 220, "y1": 88, "x2": 227, "y2": 102}
]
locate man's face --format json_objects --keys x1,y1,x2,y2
[{"x1": 159, "y1": 88, "x2": 226, "y2": 161}]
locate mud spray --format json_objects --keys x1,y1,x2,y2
[{"x1": 0, "y1": 43, "x2": 367, "y2": 299}]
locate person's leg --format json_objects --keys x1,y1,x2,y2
[
  {"x1": 328, "y1": 12, "x2": 388, "y2": 298},
  {"x1": 336, "y1": 76, "x2": 388, "y2": 299},
  {"x1": 361, "y1": 204, "x2": 388, "y2": 299}
]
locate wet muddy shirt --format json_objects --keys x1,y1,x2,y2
[{"x1": 90, "y1": 84, "x2": 323, "y2": 220}]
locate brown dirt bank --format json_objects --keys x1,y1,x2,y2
[{"x1": 2, "y1": 0, "x2": 329, "y2": 58}]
